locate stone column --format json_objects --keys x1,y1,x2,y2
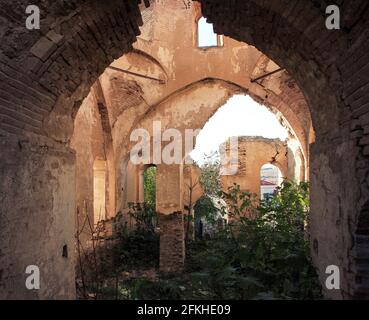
[
  {"x1": 156, "y1": 164, "x2": 184, "y2": 273},
  {"x1": 0, "y1": 133, "x2": 76, "y2": 299},
  {"x1": 309, "y1": 136, "x2": 360, "y2": 299}
]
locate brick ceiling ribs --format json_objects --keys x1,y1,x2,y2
[{"x1": 0, "y1": 0, "x2": 145, "y2": 138}]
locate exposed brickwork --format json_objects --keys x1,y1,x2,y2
[
  {"x1": 158, "y1": 212, "x2": 185, "y2": 274},
  {"x1": 0, "y1": 0, "x2": 146, "y2": 299},
  {"x1": 1, "y1": 0, "x2": 369, "y2": 299},
  {"x1": 0, "y1": 0, "x2": 144, "y2": 139},
  {"x1": 199, "y1": 0, "x2": 369, "y2": 299},
  {"x1": 354, "y1": 201, "x2": 369, "y2": 299},
  {"x1": 221, "y1": 137, "x2": 290, "y2": 198}
]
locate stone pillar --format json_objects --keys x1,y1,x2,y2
[
  {"x1": 156, "y1": 164, "x2": 184, "y2": 273},
  {"x1": 310, "y1": 136, "x2": 360, "y2": 299},
  {"x1": 0, "y1": 133, "x2": 76, "y2": 299},
  {"x1": 158, "y1": 212, "x2": 185, "y2": 273}
]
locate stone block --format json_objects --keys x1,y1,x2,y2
[{"x1": 30, "y1": 37, "x2": 57, "y2": 62}]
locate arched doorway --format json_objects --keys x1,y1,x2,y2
[
  {"x1": 142, "y1": 165, "x2": 157, "y2": 210},
  {"x1": 260, "y1": 164, "x2": 283, "y2": 201},
  {"x1": 0, "y1": 1, "x2": 368, "y2": 299}
]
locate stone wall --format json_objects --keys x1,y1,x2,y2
[
  {"x1": 0, "y1": 0, "x2": 145, "y2": 299},
  {"x1": 221, "y1": 137, "x2": 289, "y2": 198},
  {"x1": 199, "y1": 0, "x2": 369, "y2": 299},
  {"x1": 158, "y1": 212, "x2": 184, "y2": 274},
  {"x1": 0, "y1": 133, "x2": 76, "y2": 299},
  {"x1": 70, "y1": 86, "x2": 116, "y2": 245}
]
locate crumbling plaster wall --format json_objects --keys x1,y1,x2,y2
[
  {"x1": 116, "y1": 79, "x2": 240, "y2": 212},
  {"x1": 125, "y1": 162, "x2": 203, "y2": 218},
  {"x1": 96, "y1": 0, "x2": 312, "y2": 175},
  {"x1": 0, "y1": 0, "x2": 145, "y2": 299},
  {"x1": 94, "y1": 1, "x2": 314, "y2": 275},
  {"x1": 221, "y1": 137, "x2": 289, "y2": 198},
  {"x1": 70, "y1": 90, "x2": 109, "y2": 244},
  {"x1": 1, "y1": 0, "x2": 367, "y2": 299},
  {"x1": 70, "y1": 1, "x2": 314, "y2": 238},
  {"x1": 0, "y1": 133, "x2": 76, "y2": 299}
]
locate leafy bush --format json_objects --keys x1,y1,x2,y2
[
  {"x1": 194, "y1": 195, "x2": 219, "y2": 224},
  {"x1": 80, "y1": 181, "x2": 322, "y2": 300},
  {"x1": 114, "y1": 229, "x2": 159, "y2": 271},
  {"x1": 113, "y1": 203, "x2": 159, "y2": 271},
  {"x1": 127, "y1": 202, "x2": 158, "y2": 232},
  {"x1": 124, "y1": 278, "x2": 184, "y2": 300},
  {"x1": 199, "y1": 156, "x2": 221, "y2": 196},
  {"x1": 184, "y1": 181, "x2": 322, "y2": 300}
]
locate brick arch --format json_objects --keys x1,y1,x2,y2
[
  {"x1": 69, "y1": 83, "x2": 115, "y2": 245},
  {"x1": 259, "y1": 162, "x2": 286, "y2": 194},
  {"x1": 199, "y1": 0, "x2": 369, "y2": 299},
  {"x1": 264, "y1": 161, "x2": 287, "y2": 181},
  {"x1": 0, "y1": 0, "x2": 145, "y2": 142},
  {"x1": 115, "y1": 77, "x2": 305, "y2": 216},
  {"x1": 200, "y1": 0, "x2": 342, "y2": 137},
  {"x1": 0, "y1": 0, "x2": 146, "y2": 300},
  {"x1": 251, "y1": 53, "x2": 313, "y2": 147},
  {"x1": 0, "y1": 0, "x2": 368, "y2": 299},
  {"x1": 114, "y1": 75, "x2": 312, "y2": 216}
]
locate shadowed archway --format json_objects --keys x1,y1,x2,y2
[{"x1": 0, "y1": 0, "x2": 368, "y2": 299}]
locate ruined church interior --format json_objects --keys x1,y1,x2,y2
[{"x1": 0, "y1": 0, "x2": 369, "y2": 304}]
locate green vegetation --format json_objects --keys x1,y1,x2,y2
[
  {"x1": 199, "y1": 155, "x2": 221, "y2": 197},
  {"x1": 78, "y1": 180, "x2": 322, "y2": 300},
  {"x1": 184, "y1": 181, "x2": 321, "y2": 300},
  {"x1": 143, "y1": 166, "x2": 157, "y2": 210},
  {"x1": 114, "y1": 203, "x2": 159, "y2": 271},
  {"x1": 194, "y1": 195, "x2": 219, "y2": 225}
]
